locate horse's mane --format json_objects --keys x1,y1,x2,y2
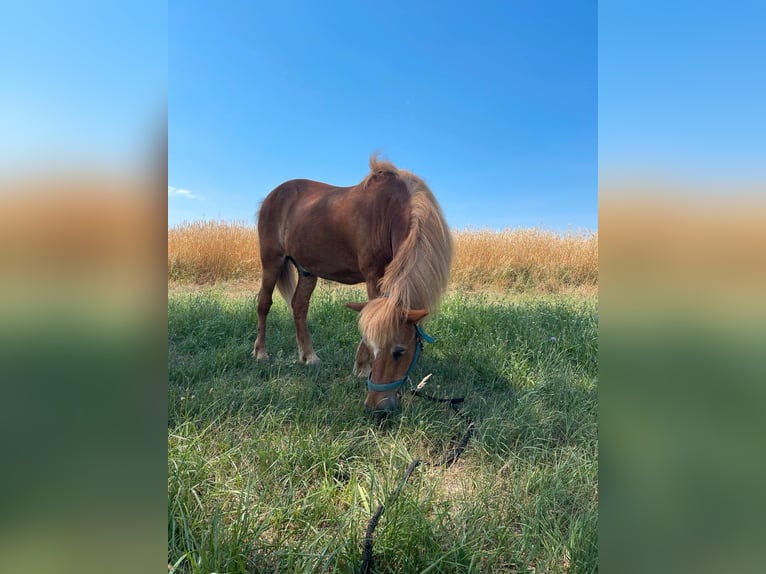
[
  {"x1": 360, "y1": 155, "x2": 399, "y2": 188},
  {"x1": 358, "y1": 155, "x2": 453, "y2": 349}
]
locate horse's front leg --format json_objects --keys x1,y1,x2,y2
[
  {"x1": 353, "y1": 339, "x2": 372, "y2": 378},
  {"x1": 364, "y1": 277, "x2": 381, "y2": 300},
  {"x1": 350, "y1": 276, "x2": 379, "y2": 377},
  {"x1": 292, "y1": 273, "x2": 320, "y2": 365}
]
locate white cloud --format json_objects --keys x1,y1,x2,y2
[{"x1": 168, "y1": 186, "x2": 204, "y2": 201}]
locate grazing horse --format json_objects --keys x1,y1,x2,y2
[{"x1": 253, "y1": 155, "x2": 452, "y2": 415}]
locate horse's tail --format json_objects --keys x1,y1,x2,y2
[{"x1": 275, "y1": 258, "x2": 297, "y2": 306}]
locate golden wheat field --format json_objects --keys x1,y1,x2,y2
[{"x1": 168, "y1": 220, "x2": 597, "y2": 294}]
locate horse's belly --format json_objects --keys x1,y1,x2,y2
[
  {"x1": 311, "y1": 266, "x2": 365, "y2": 284},
  {"x1": 286, "y1": 249, "x2": 365, "y2": 284},
  {"x1": 317, "y1": 271, "x2": 364, "y2": 285}
]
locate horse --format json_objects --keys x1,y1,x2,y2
[{"x1": 253, "y1": 155, "x2": 452, "y2": 415}]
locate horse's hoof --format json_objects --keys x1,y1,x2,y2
[
  {"x1": 302, "y1": 353, "x2": 321, "y2": 366},
  {"x1": 253, "y1": 349, "x2": 268, "y2": 361}
]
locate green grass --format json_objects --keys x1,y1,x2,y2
[{"x1": 168, "y1": 284, "x2": 598, "y2": 573}]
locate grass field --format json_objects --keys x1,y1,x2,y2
[{"x1": 168, "y1": 281, "x2": 598, "y2": 573}]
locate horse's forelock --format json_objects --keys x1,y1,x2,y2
[{"x1": 357, "y1": 296, "x2": 401, "y2": 350}]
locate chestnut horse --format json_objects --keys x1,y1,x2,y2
[{"x1": 253, "y1": 156, "x2": 452, "y2": 415}]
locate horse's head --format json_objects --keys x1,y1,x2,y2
[{"x1": 346, "y1": 302, "x2": 430, "y2": 418}]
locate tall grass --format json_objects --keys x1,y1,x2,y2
[
  {"x1": 168, "y1": 221, "x2": 597, "y2": 293},
  {"x1": 168, "y1": 221, "x2": 260, "y2": 283},
  {"x1": 451, "y1": 229, "x2": 597, "y2": 293}
]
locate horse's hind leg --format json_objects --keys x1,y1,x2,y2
[
  {"x1": 292, "y1": 273, "x2": 320, "y2": 365},
  {"x1": 253, "y1": 265, "x2": 280, "y2": 360}
]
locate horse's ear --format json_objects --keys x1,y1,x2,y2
[
  {"x1": 346, "y1": 302, "x2": 367, "y2": 313},
  {"x1": 406, "y1": 309, "x2": 428, "y2": 323}
]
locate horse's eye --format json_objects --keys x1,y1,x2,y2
[{"x1": 392, "y1": 346, "x2": 406, "y2": 360}]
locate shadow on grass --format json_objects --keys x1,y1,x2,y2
[{"x1": 169, "y1": 288, "x2": 597, "y2": 459}]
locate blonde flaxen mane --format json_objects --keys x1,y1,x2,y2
[{"x1": 358, "y1": 155, "x2": 453, "y2": 348}]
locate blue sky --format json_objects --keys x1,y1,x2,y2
[
  {"x1": 169, "y1": 1, "x2": 597, "y2": 231},
  {"x1": 3, "y1": 2, "x2": 762, "y2": 228}
]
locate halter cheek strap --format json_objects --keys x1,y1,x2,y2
[{"x1": 366, "y1": 324, "x2": 434, "y2": 393}]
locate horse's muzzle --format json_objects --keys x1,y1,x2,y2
[{"x1": 365, "y1": 395, "x2": 400, "y2": 418}]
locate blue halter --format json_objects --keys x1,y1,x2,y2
[{"x1": 366, "y1": 324, "x2": 435, "y2": 393}]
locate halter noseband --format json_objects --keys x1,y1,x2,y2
[{"x1": 366, "y1": 324, "x2": 435, "y2": 393}]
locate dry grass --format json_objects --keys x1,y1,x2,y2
[
  {"x1": 168, "y1": 221, "x2": 597, "y2": 293},
  {"x1": 168, "y1": 221, "x2": 260, "y2": 283},
  {"x1": 451, "y1": 228, "x2": 598, "y2": 293}
]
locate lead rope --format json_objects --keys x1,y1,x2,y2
[{"x1": 359, "y1": 385, "x2": 475, "y2": 574}]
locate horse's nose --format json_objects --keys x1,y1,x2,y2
[{"x1": 366, "y1": 396, "x2": 399, "y2": 418}]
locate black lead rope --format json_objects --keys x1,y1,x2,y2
[
  {"x1": 359, "y1": 397, "x2": 475, "y2": 574},
  {"x1": 440, "y1": 421, "x2": 476, "y2": 468},
  {"x1": 410, "y1": 388, "x2": 465, "y2": 410},
  {"x1": 360, "y1": 459, "x2": 422, "y2": 574}
]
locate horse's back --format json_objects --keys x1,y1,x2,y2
[
  {"x1": 257, "y1": 173, "x2": 411, "y2": 284},
  {"x1": 257, "y1": 179, "x2": 359, "y2": 275},
  {"x1": 259, "y1": 179, "x2": 331, "y2": 217},
  {"x1": 259, "y1": 179, "x2": 330, "y2": 237}
]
